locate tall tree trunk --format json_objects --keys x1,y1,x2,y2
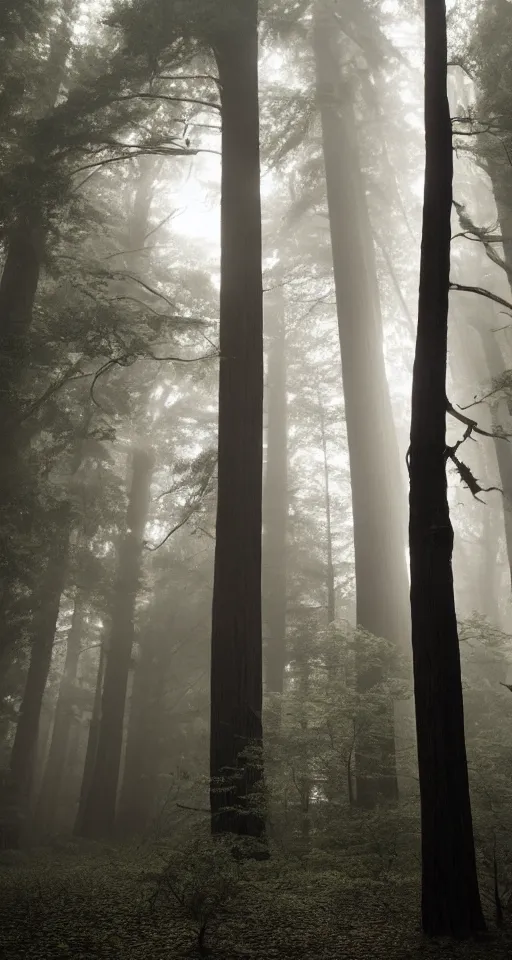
[
  {"x1": 0, "y1": 212, "x2": 44, "y2": 607},
  {"x1": 488, "y1": 167, "x2": 512, "y2": 284},
  {"x1": 0, "y1": 8, "x2": 76, "y2": 646},
  {"x1": 474, "y1": 320, "x2": 512, "y2": 592},
  {"x1": 263, "y1": 301, "x2": 288, "y2": 696},
  {"x1": 106, "y1": 163, "x2": 161, "y2": 838},
  {"x1": 318, "y1": 398, "x2": 335, "y2": 625},
  {"x1": 408, "y1": 0, "x2": 485, "y2": 936},
  {"x1": 34, "y1": 593, "x2": 85, "y2": 833},
  {"x1": 294, "y1": 631, "x2": 311, "y2": 846},
  {"x1": 0, "y1": 0, "x2": 75, "y2": 462},
  {"x1": 209, "y1": 2, "x2": 266, "y2": 842},
  {"x1": 78, "y1": 448, "x2": 153, "y2": 839},
  {"x1": 313, "y1": 1, "x2": 409, "y2": 807},
  {"x1": 9, "y1": 506, "x2": 71, "y2": 829},
  {"x1": 0, "y1": 212, "x2": 42, "y2": 408},
  {"x1": 74, "y1": 643, "x2": 105, "y2": 836},
  {"x1": 116, "y1": 628, "x2": 166, "y2": 836}
]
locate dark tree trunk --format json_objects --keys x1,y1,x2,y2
[
  {"x1": 0, "y1": 211, "x2": 43, "y2": 608},
  {"x1": 0, "y1": 212, "x2": 43, "y2": 414},
  {"x1": 74, "y1": 644, "x2": 105, "y2": 836},
  {"x1": 78, "y1": 448, "x2": 153, "y2": 839},
  {"x1": 263, "y1": 300, "x2": 288, "y2": 696},
  {"x1": 408, "y1": 0, "x2": 485, "y2": 937},
  {"x1": 313, "y1": 2, "x2": 409, "y2": 807},
  {"x1": 9, "y1": 506, "x2": 71, "y2": 826},
  {"x1": 209, "y1": 2, "x2": 266, "y2": 841},
  {"x1": 34, "y1": 594, "x2": 84, "y2": 833},
  {"x1": 0, "y1": 0, "x2": 74, "y2": 476}
]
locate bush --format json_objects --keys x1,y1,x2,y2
[{"x1": 148, "y1": 834, "x2": 242, "y2": 954}]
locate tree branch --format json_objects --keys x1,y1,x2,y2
[{"x1": 449, "y1": 282, "x2": 512, "y2": 315}]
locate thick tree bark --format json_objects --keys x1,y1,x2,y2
[
  {"x1": 263, "y1": 301, "x2": 288, "y2": 696},
  {"x1": 34, "y1": 593, "x2": 84, "y2": 833},
  {"x1": 0, "y1": 0, "x2": 74, "y2": 476},
  {"x1": 78, "y1": 448, "x2": 153, "y2": 839},
  {"x1": 313, "y1": 1, "x2": 409, "y2": 807},
  {"x1": 209, "y1": 2, "x2": 266, "y2": 842},
  {"x1": 9, "y1": 506, "x2": 71, "y2": 825},
  {"x1": 0, "y1": 212, "x2": 44, "y2": 609},
  {"x1": 408, "y1": 0, "x2": 485, "y2": 936}
]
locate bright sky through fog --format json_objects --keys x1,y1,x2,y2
[{"x1": 171, "y1": 157, "x2": 278, "y2": 243}]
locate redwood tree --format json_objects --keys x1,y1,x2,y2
[
  {"x1": 408, "y1": 0, "x2": 485, "y2": 936},
  {"x1": 209, "y1": 0, "x2": 266, "y2": 840},
  {"x1": 313, "y1": 0, "x2": 410, "y2": 806}
]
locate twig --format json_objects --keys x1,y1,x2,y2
[{"x1": 446, "y1": 399, "x2": 508, "y2": 440}]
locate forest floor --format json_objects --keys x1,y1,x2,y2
[{"x1": 0, "y1": 843, "x2": 511, "y2": 960}]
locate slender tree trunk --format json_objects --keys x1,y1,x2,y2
[
  {"x1": 473, "y1": 321, "x2": 512, "y2": 592},
  {"x1": 318, "y1": 398, "x2": 335, "y2": 625},
  {"x1": 74, "y1": 644, "x2": 105, "y2": 836},
  {"x1": 209, "y1": 2, "x2": 266, "y2": 842},
  {"x1": 313, "y1": 1, "x2": 409, "y2": 807},
  {"x1": 9, "y1": 506, "x2": 71, "y2": 829},
  {"x1": 34, "y1": 593, "x2": 84, "y2": 833},
  {"x1": 263, "y1": 300, "x2": 288, "y2": 695},
  {"x1": 480, "y1": 493, "x2": 500, "y2": 622},
  {"x1": 107, "y1": 164, "x2": 161, "y2": 838},
  {"x1": 78, "y1": 448, "x2": 153, "y2": 839},
  {"x1": 488, "y1": 167, "x2": 512, "y2": 283},
  {"x1": 296, "y1": 633, "x2": 311, "y2": 845},
  {"x1": 408, "y1": 0, "x2": 485, "y2": 936}
]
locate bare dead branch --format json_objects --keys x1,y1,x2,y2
[
  {"x1": 446, "y1": 399, "x2": 507, "y2": 439},
  {"x1": 450, "y1": 282, "x2": 512, "y2": 315}
]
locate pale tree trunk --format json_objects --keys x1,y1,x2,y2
[
  {"x1": 34, "y1": 593, "x2": 85, "y2": 833},
  {"x1": 78, "y1": 448, "x2": 153, "y2": 839},
  {"x1": 318, "y1": 398, "x2": 335, "y2": 626},
  {"x1": 476, "y1": 320, "x2": 512, "y2": 593},
  {"x1": 313, "y1": 0, "x2": 410, "y2": 807},
  {"x1": 102, "y1": 160, "x2": 162, "y2": 837},
  {"x1": 263, "y1": 297, "x2": 288, "y2": 696},
  {"x1": 116, "y1": 628, "x2": 168, "y2": 837},
  {"x1": 9, "y1": 506, "x2": 71, "y2": 837},
  {"x1": 74, "y1": 643, "x2": 105, "y2": 837}
]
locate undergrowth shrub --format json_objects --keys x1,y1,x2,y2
[{"x1": 147, "y1": 834, "x2": 243, "y2": 954}]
